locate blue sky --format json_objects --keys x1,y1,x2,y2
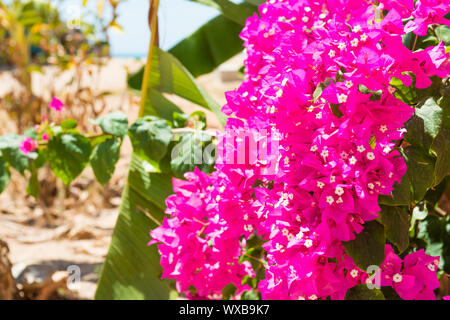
[{"x1": 108, "y1": 0, "x2": 219, "y2": 56}]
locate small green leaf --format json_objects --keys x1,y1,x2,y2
[
  {"x1": 91, "y1": 111, "x2": 129, "y2": 138},
  {"x1": 222, "y1": 283, "x2": 237, "y2": 300},
  {"x1": 378, "y1": 175, "x2": 411, "y2": 206},
  {"x1": 345, "y1": 284, "x2": 385, "y2": 300},
  {"x1": 404, "y1": 146, "x2": 436, "y2": 202},
  {"x1": 24, "y1": 127, "x2": 38, "y2": 140},
  {"x1": 435, "y1": 25, "x2": 450, "y2": 45},
  {"x1": 241, "y1": 290, "x2": 261, "y2": 300},
  {"x1": 369, "y1": 135, "x2": 376, "y2": 150},
  {"x1": 404, "y1": 98, "x2": 442, "y2": 151},
  {"x1": 189, "y1": 111, "x2": 207, "y2": 130},
  {"x1": 172, "y1": 112, "x2": 189, "y2": 128},
  {"x1": 379, "y1": 205, "x2": 410, "y2": 253},
  {"x1": 0, "y1": 159, "x2": 11, "y2": 193},
  {"x1": 90, "y1": 138, "x2": 121, "y2": 185},
  {"x1": 417, "y1": 215, "x2": 450, "y2": 273},
  {"x1": 170, "y1": 132, "x2": 215, "y2": 178},
  {"x1": 0, "y1": 134, "x2": 30, "y2": 174},
  {"x1": 61, "y1": 118, "x2": 78, "y2": 130},
  {"x1": 410, "y1": 203, "x2": 428, "y2": 232},
  {"x1": 431, "y1": 128, "x2": 450, "y2": 186},
  {"x1": 343, "y1": 221, "x2": 385, "y2": 270},
  {"x1": 128, "y1": 117, "x2": 172, "y2": 165},
  {"x1": 26, "y1": 163, "x2": 40, "y2": 198},
  {"x1": 46, "y1": 133, "x2": 92, "y2": 185},
  {"x1": 313, "y1": 82, "x2": 326, "y2": 100}
]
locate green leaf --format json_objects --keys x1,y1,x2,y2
[
  {"x1": 144, "y1": 89, "x2": 182, "y2": 121},
  {"x1": 91, "y1": 111, "x2": 129, "y2": 138},
  {"x1": 343, "y1": 221, "x2": 385, "y2": 270},
  {"x1": 173, "y1": 112, "x2": 189, "y2": 128},
  {"x1": 171, "y1": 18, "x2": 243, "y2": 74},
  {"x1": 431, "y1": 128, "x2": 450, "y2": 186},
  {"x1": 416, "y1": 215, "x2": 450, "y2": 273},
  {"x1": 188, "y1": 111, "x2": 207, "y2": 130},
  {"x1": 0, "y1": 159, "x2": 10, "y2": 194},
  {"x1": 128, "y1": 117, "x2": 172, "y2": 165},
  {"x1": 313, "y1": 82, "x2": 326, "y2": 100},
  {"x1": 46, "y1": 133, "x2": 92, "y2": 185},
  {"x1": 435, "y1": 25, "x2": 450, "y2": 45},
  {"x1": 379, "y1": 205, "x2": 410, "y2": 253},
  {"x1": 369, "y1": 135, "x2": 376, "y2": 150},
  {"x1": 61, "y1": 118, "x2": 78, "y2": 130},
  {"x1": 404, "y1": 146, "x2": 436, "y2": 202},
  {"x1": 128, "y1": 47, "x2": 226, "y2": 125},
  {"x1": 344, "y1": 284, "x2": 385, "y2": 300},
  {"x1": 26, "y1": 163, "x2": 40, "y2": 198},
  {"x1": 0, "y1": 134, "x2": 30, "y2": 174},
  {"x1": 378, "y1": 174, "x2": 411, "y2": 206},
  {"x1": 245, "y1": 0, "x2": 265, "y2": 5},
  {"x1": 90, "y1": 138, "x2": 121, "y2": 185},
  {"x1": 404, "y1": 98, "x2": 442, "y2": 152},
  {"x1": 95, "y1": 156, "x2": 174, "y2": 299},
  {"x1": 410, "y1": 202, "x2": 428, "y2": 233},
  {"x1": 189, "y1": 0, "x2": 257, "y2": 26},
  {"x1": 24, "y1": 127, "x2": 38, "y2": 140},
  {"x1": 222, "y1": 283, "x2": 237, "y2": 300},
  {"x1": 241, "y1": 290, "x2": 261, "y2": 300},
  {"x1": 170, "y1": 132, "x2": 215, "y2": 178}
]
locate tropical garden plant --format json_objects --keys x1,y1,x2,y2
[{"x1": 0, "y1": 0, "x2": 449, "y2": 300}]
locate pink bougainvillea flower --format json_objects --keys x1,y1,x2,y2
[
  {"x1": 20, "y1": 137, "x2": 38, "y2": 155},
  {"x1": 48, "y1": 97, "x2": 65, "y2": 112},
  {"x1": 41, "y1": 133, "x2": 50, "y2": 141},
  {"x1": 404, "y1": 0, "x2": 450, "y2": 35}
]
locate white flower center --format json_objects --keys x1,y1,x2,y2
[{"x1": 393, "y1": 273, "x2": 403, "y2": 283}]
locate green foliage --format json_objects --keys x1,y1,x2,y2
[
  {"x1": 170, "y1": 131, "x2": 215, "y2": 178},
  {"x1": 90, "y1": 111, "x2": 129, "y2": 138},
  {"x1": 0, "y1": 134, "x2": 31, "y2": 174},
  {"x1": 417, "y1": 215, "x2": 450, "y2": 273},
  {"x1": 343, "y1": 221, "x2": 386, "y2": 270},
  {"x1": 95, "y1": 157, "x2": 174, "y2": 299},
  {"x1": 61, "y1": 119, "x2": 78, "y2": 130},
  {"x1": 171, "y1": 1, "x2": 258, "y2": 77},
  {"x1": 189, "y1": 0, "x2": 257, "y2": 26},
  {"x1": 169, "y1": 14, "x2": 244, "y2": 78},
  {"x1": 128, "y1": 47, "x2": 226, "y2": 125},
  {"x1": 0, "y1": 159, "x2": 10, "y2": 193},
  {"x1": 26, "y1": 162, "x2": 40, "y2": 198},
  {"x1": 46, "y1": 133, "x2": 92, "y2": 185},
  {"x1": 128, "y1": 117, "x2": 172, "y2": 166},
  {"x1": 90, "y1": 138, "x2": 121, "y2": 185},
  {"x1": 344, "y1": 284, "x2": 385, "y2": 300},
  {"x1": 379, "y1": 205, "x2": 410, "y2": 253}
]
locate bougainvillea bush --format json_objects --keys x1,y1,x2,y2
[{"x1": 149, "y1": 0, "x2": 450, "y2": 300}]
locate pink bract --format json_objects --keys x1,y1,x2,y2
[
  {"x1": 20, "y1": 137, "x2": 38, "y2": 155},
  {"x1": 48, "y1": 97, "x2": 65, "y2": 112}
]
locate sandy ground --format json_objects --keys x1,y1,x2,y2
[{"x1": 0, "y1": 56, "x2": 242, "y2": 299}]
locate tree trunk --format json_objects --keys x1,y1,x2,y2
[{"x1": 0, "y1": 240, "x2": 16, "y2": 299}]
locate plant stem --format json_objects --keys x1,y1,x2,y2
[
  {"x1": 412, "y1": 34, "x2": 418, "y2": 51},
  {"x1": 139, "y1": 0, "x2": 160, "y2": 117}
]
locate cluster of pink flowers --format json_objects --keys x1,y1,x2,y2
[
  {"x1": 377, "y1": 245, "x2": 441, "y2": 300},
  {"x1": 150, "y1": 168, "x2": 255, "y2": 299},
  {"x1": 20, "y1": 97, "x2": 64, "y2": 155},
  {"x1": 150, "y1": 0, "x2": 449, "y2": 300}
]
